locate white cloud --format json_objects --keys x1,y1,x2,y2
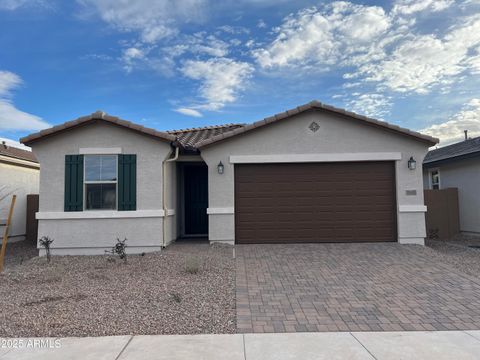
[
  {"x1": 174, "y1": 107, "x2": 203, "y2": 117},
  {"x1": 0, "y1": 137, "x2": 30, "y2": 150},
  {"x1": 392, "y1": 0, "x2": 454, "y2": 16},
  {"x1": 0, "y1": 0, "x2": 49, "y2": 10},
  {"x1": 253, "y1": 2, "x2": 391, "y2": 69},
  {"x1": 0, "y1": 71, "x2": 49, "y2": 131},
  {"x1": 257, "y1": 19, "x2": 267, "y2": 28},
  {"x1": 121, "y1": 47, "x2": 147, "y2": 72},
  {"x1": 254, "y1": 1, "x2": 480, "y2": 99},
  {"x1": 420, "y1": 98, "x2": 480, "y2": 145},
  {"x1": 352, "y1": 14, "x2": 480, "y2": 94},
  {"x1": 78, "y1": 0, "x2": 208, "y2": 43},
  {"x1": 347, "y1": 93, "x2": 392, "y2": 118},
  {"x1": 180, "y1": 57, "x2": 254, "y2": 111}
]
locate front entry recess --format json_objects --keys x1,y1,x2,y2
[{"x1": 184, "y1": 165, "x2": 208, "y2": 235}]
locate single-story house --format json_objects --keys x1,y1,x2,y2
[
  {"x1": 0, "y1": 141, "x2": 40, "y2": 242},
  {"x1": 423, "y1": 136, "x2": 480, "y2": 234},
  {"x1": 21, "y1": 101, "x2": 438, "y2": 255}
]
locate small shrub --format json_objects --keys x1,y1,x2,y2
[
  {"x1": 428, "y1": 228, "x2": 439, "y2": 240},
  {"x1": 105, "y1": 238, "x2": 128, "y2": 263},
  {"x1": 170, "y1": 292, "x2": 182, "y2": 303},
  {"x1": 185, "y1": 256, "x2": 201, "y2": 274},
  {"x1": 38, "y1": 236, "x2": 54, "y2": 263}
]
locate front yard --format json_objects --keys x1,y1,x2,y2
[
  {"x1": 1, "y1": 234, "x2": 480, "y2": 337},
  {"x1": 0, "y1": 242, "x2": 235, "y2": 337}
]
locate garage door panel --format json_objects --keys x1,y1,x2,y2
[{"x1": 235, "y1": 162, "x2": 397, "y2": 243}]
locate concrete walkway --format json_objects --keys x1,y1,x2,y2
[{"x1": 2, "y1": 331, "x2": 480, "y2": 359}]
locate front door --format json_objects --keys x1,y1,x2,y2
[{"x1": 184, "y1": 165, "x2": 208, "y2": 235}]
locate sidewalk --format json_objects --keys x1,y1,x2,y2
[{"x1": 2, "y1": 331, "x2": 480, "y2": 360}]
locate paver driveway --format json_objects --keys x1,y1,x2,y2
[{"x1": 235, "y1": 243, "x2": 480, "y2": 333}]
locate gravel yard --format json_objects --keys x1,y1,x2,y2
[
  {"x1": 425, "y1": 234, "x2": 480, "y2": 278},
  {"x1": 0, "y1": 242, "x2": 235, "y2": 337}
]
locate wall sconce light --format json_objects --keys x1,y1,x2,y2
[
  {"x1": 407, "y1": 156, "x2": 416, "y2": 170},
  {"x1": 217, "y1": 161, "x2": 224, "y2": 174}
]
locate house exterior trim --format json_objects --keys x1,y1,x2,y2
[
  {"x1": 79, "y1": 147, "x2": 122, "y2": 154},
  {"x1": 207, "y1": 207, "x2": 235, "y2": 214},
  {"x1": 36, "y1": 209, "x2": 173, "y2": 219},
  {"x1": 229, "y1": 152, "x2": 402, "y2": 164},
  {"x1": 398, "y1": 205, "x2": 427, "y2": 212}
]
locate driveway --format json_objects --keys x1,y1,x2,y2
[{"x1": 235, "y1": 243, "x2": 480, "y2": 333}]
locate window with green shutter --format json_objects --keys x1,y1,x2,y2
[
  {"x1": 118, "y1": 154, "x2": 137, "y2": 211},
  {"x1": 64, "y1": 155, "x2": 84, "y2": 211}
]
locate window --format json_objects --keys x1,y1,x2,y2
[
  {"x1": 430, "y1": 169, "x2": 440, "y2": 190},
  {"x1": 84, "y1": 155, "x2": 117, "y2": 210}
]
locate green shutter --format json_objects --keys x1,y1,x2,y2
[
  {"x1": 64, "y1": 155, "x2": 84, "y2": 211},
  {"x1": 118, "y1": 154, "x2": 137, "y2": 211}
]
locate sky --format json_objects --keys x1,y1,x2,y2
[{"x1": 1, "y1": 0, "x2": 480, "y2": 149}]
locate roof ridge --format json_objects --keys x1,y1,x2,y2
[
  {"x1": 167, "y1": 123, "x2": 245, "y2": 134},
  {"x1": 195, "y1": 100, "x2": 439, "y2": 148}
]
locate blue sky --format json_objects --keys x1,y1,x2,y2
[{"x1": 1, "y1": 0, "x2": 480, "y2": 148}]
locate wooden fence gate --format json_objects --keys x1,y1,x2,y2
[
  {"x1": 424, "y1": 188, "x2": 459, "y2": 239},
  {"x1": 26, "y1": 194, "x2": 39, "y2": 244}
]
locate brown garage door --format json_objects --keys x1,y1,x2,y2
[{"x1": 235, "y1": 162, "x2": 396, "y2": 243}]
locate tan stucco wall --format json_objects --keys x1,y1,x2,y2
[
  {"x1": 31, "y1": 122, "x2": 175, "y2": 254},
  {"x1": 0, "y1": 162, "x2": 39, "y2": 240},
  {"x1": 201, "y1": 109, "x2": 430, "y2": 245},
  {"x1": 424, "y1": 158, "x2": 480, "y2": 233}
]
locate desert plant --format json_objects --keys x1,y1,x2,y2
[
  {"x1": 170, "y1": 292, "x2": 182, "y2": 303},
  {"x1": 185, "y1": 256, "x2": 201, "y2": 274},
  {"x1": 38, "y1": 236, "x2": 54, "y2": 263},
  {"x1": 105, "y1": 238, "x2": 128, "y2": 263}
]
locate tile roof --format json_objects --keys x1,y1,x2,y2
[
  {"x1": 424, "y1": 136, "x2": 480, "y2": 165},
  {"x1": 0, "y1": 142, "x2": 38, "y2": 163},
  {"x1": 196, "y1": 100, "x2": 439, "y2": 148},
  {"x1": 20, "y1": 111, "x2": 176, "y2": 146},
  {"x1": 168, "y1": 124, "x2": 245, "y2": 150}
]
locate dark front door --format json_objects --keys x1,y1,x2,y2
[{"x1": 184, "y1": 165, "x2": 208, "y2": 235}]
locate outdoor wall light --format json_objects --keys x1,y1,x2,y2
[
  {"x1": 407, "y1": 156, "x2": 417, "y2": 170},
  {"x1": 217, "y1": 161, "x2": 224, "y2": 174}
]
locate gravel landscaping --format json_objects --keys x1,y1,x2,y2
[
  {"x1": 425, "y1": 234, "x2": 480, "y2": 278},
  {"x1": 0, "y1": 242, "x2": 235, "y2": 337}
]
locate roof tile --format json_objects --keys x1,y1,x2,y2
[{"x1": 424, "y1": 136, "x2": 480, "y2": 164}]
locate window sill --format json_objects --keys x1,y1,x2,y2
[{"x1": 36, "y1": 210, "x2": 174, "y2": 220}]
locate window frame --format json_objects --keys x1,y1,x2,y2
[
  {"x1": 83, "y1": 154, "x2": 118, "y2": 211},
  {"x1": 429, "y1": 168, "x2": 441, "y2": 190}
]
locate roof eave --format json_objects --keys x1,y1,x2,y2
[
  {"x1": 20, "y1": 112, "x2": 176, "y2": 146},
  {"x1": 423, "y1": 150, "x2": 480, "y2": 167}
]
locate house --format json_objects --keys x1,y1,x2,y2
[
  {"x1": 0, "y1": 141, "x2": 40, "y2": 242},
  {"x1": 20, "y1": 101, "x2": 438, "y2": 255},
  {"x1": 423, "y1": 136, "x2": 480, "y2": 234}
]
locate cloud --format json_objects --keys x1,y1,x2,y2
[
  {"x1": 347, "y1": 93, "x2": 392, "y2": 118},
  {"x1": 0, "y1": 137, "x2": 30, "y2": 150},
  {"x1": 180, "y1": 57, "x2": 254, "y2": 111},
  {"x1": 420, "y1": 98, "x2": 480, "y2": 146},
  {"x1": 78, "y1": 0, "x2": 207, "y2": 43},
  {"x1": 0, "y1": 0, "x2": 50, "y2": 10},
  {"x1": 353, "y1": 15, "x2": 480, "y2": 94},
  {"x1": 0, "y1": 71, "x2": 49, "y2": 131},
  {"x1": 392, "y1": 0, "x2": 454, "y2": 16},
  {"x1": 121, "y1": 47, "x2": 148, "y2": 72},
  {"x1": 174, "y1": 107, "x2": 203, "y2": 117},
  {"x1": 254, "y1": 0, "x2": 480, "y2": 101},
  {"x1": 253, "y1": 2, "x2": 391, "y2": 69}
]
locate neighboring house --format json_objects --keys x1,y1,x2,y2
[
  {"x1": 423, "y1": 136, "x2": 480, "y2": 234},
  {"x1": 20, "y1": 101, "x2": 438, "y2": 255},
  {"x1": 0, "y1": 141, "x2": 40, "y2": 241}
]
